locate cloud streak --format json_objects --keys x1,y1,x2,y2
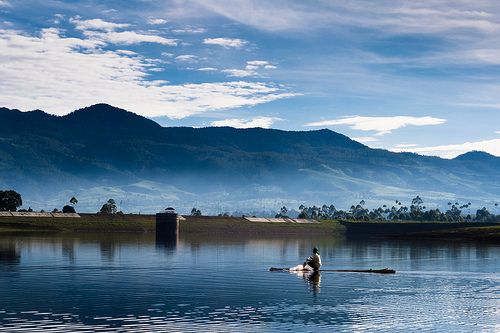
[
  {"x1": 192, "y1": 0, "x2": 500, "y2": 34},
  {"x1": 222, "y1": 60, "x2": 276, "y2": 77},
  {"x1": 82, "y1": 30, "x2": 177, "y2": 46},
  {"x1": 392, "y1": 138, "x2": 500, "y2": 158},
  {"x1": 172, "y1": 27, "x2": 207, "y2": 34},
  {"x1": 211, "y1": 116, "x2": 281, "y2": 128},
  {"x1": 203, "y1": 37, "x2": 247, "y2": 48},
  {"x1": 70, "y1": 17, "x2": 130, "y2": 31},
  {"x1": 147, "y1": 18, "x2": 168, "y2": 25},
  {"x1": 175, "y1": 54, "x2": 198, "y2": 62},
  {"x1": 352, "y1": 136, "x2": 378, "y2": 143},
  {"x1": 305, "y1": 116, "x2": 446, "y2": 135}
]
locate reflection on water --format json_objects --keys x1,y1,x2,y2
[
  {"x1": 290, "y1": 270, "x2": 322, "y2": 296},
  {"x1": 0, "y1": 232, "x2": 498, "y2": 332},
  {"x1": 0, "y1": 242, "x2": 20, "y2": 265},
  {"x1": 155, "y1": 232, "x2": 178, "y2": 252}
]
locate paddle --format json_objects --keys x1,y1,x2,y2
[{"x1": 269, "y1": 267, "x2": 396, "y2": 274}]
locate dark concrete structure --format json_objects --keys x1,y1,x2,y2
[{"x1": 156, "y1": 212, "x2": 179, "y2": 236}]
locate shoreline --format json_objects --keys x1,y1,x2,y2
[
  {"x1": 389, "y1": 226, "x2": 500, "y2": 243},
  {"x1": 0, "y1": 214, "x2": 498, "y2": 242}
]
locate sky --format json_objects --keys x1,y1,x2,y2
[{"x1": 0, "y1": 0, "x2": 499, "y2": 158}]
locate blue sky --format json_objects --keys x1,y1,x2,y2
[{"x1": 1, "y1": 0, "x2": 499, "y2": 157}]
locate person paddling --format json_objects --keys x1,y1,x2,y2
[{"x1": 303, "y1": 247, "x2": 322, "y2": 271}]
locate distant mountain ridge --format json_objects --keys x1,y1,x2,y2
[
  {"x1": 0, "y1": 104, "x2": 498, "y2": 213},
  {"x1": 454, "y1": 151, "x2": 498, "y2": 162}
]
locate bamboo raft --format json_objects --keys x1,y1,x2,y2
[{"x1": 269, "y1": 267, "x2": 396, "y2": 274}]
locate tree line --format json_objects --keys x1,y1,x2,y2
[
  {"x1": 0, "y1": 190, "x2": 122, "y2": 215},
  {"x1": 276, "y1": 196, "x2": 499, "y2": 223},
  {"x1": 1, "y1": 189, "x2": 498, "y2": 222}
]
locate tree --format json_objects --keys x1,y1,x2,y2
[
  {"x1": 0, "y1": 190, "x2": 23, "y2": 211},
  {"x1": 70, "y1": 197, "x2": 78, "y2": 206},
  {"x1": 410, "y1": 195, "x2": 424, "y2": 220},
  {"x1": 99, "y1": 199, "x2": 117, "y2": 214},
  {"x1": 475, "y1": 207, "x2": 492, "y2": 222},
  {"x1": 280, "y1": 206, "x2": 288, "y2": 217},
  {"x1": 62, "y1": 205, "x2": 76, "y2": 213},
  {"x1": 275, "y1": 206, "x2": 289, "y2": 218},
  {"x1": 190, "y1": 207, "x2": 202, "y2": 216}
]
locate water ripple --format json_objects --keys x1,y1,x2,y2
[{"x1": 0, "y1": 234, "x2": 498, "y2": 332}]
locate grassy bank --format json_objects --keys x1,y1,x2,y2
[
  {"x1": 0, "y1": 214, "x2": 497, "y2": 242},
  {"x1": 0, "y1": 214, "x2": 156, "y2": 232},
  {"x1": 0, "y1": 214, "x2": 344, "y2": 235},
  {"x1": 180, "y1": 216, "x2": 344, "y2": 235}
]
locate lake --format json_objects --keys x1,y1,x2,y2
[{"x1": 0, "y1": 232, "x2": 498, "y2": 332}]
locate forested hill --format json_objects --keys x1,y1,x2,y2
[{"x1": 0, "y1": 104, "x2": 498, "y2": 213}]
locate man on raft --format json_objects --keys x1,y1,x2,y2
[
  {"x1": 303, "y1": 247, "x2": 322, "y2": 271},
  {"x1": 288, "y1": 247, "x2": 322, "y2": 272}
]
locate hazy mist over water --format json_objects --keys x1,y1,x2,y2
[{"x1": 0, "y1": 233, "x2": 498, "y2": 332}]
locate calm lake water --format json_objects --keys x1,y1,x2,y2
[{"x1": 0, "y1": 232, "x2": 498, "y2": 332}]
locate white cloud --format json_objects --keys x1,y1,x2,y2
[
  {"x1": 0, "y1": 28, "x2": 295, "y2": 119},
  {"x1": 211, "y1": 116, "x2": 281, "y2": 128},
  {"x1": 197, "y1": 67, "x2": 218, "y2": 71},
  {"x1": 52, "y1": 14, "x2": 65, "y2": 25},
  {"x1": 221, "y1": 69, "x2": 254, "y2": 77},
  {"x1": 247, "y1": 60, "x2": 269, "y2": 66},
  {"x1": 392, "y1": 138, "x2": 500, "y2": 158},
  {"x1": 203, "y1": 37, "x2": 247, "y2": 48},
  {"x1": 305, "y1": 116, "x2": 446, "y2": 135},
  {"x1": 84, "y1": 30, "x2": 177, "y2": 46},
  {"x1": 147, "y1": 18, "x2": 168, "y2": 25},
  {"x1": 222, "y1": 60, "x2": 276, "y2": 77},
  {"x1": 69, "y1": 17, "x2": 177, "y2": 46},
  {"x1": 496, "y1": 131, "x2": 500, "y2": 134},
  {"x1": 175, "y1": 54, "x2": 198, "y2": 62},
  {"x1": 352, "y1": 136, "x2": 378, "y2": 143},
  {"x1": 70, "y1": 17, "x2": 130, "y2": 31},
  {"x1": 395, "y1": 143, "x2": 419, "y2": 148},
  {"x1": 116, "y1": 49, "x2": 137, "y2": 56},
  {"x1": 172, "y1": 27, "x2": 207, "y2": 34},
  {"x1": 0, "y1": 0, "x2": 10, "y2": 7},
  {"x1": 161, "y1": 52, "x2": 174, "y2": 58}
]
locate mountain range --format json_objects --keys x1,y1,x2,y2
[{"x1": 0, "y1": 104, "x2": 498, "y2": 214}]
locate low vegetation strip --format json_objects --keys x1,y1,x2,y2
[
  {"x1": 0, "y1": 212, "x2": 81, "y2": 218},
  {"x1": 243, "y1": 217, "x2": 318, "y2": 223}
]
